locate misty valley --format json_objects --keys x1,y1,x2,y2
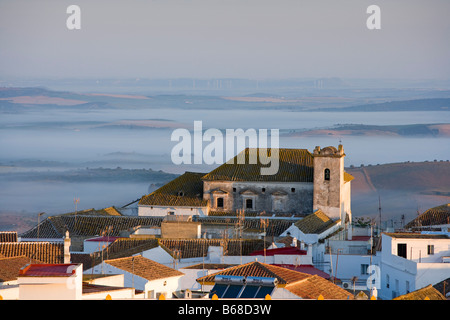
[{"x1": 0, "y1": 84, "x2": 449, "y2": 232}]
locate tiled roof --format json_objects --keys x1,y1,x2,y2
[
  {"x1": 139, "y1": 172, "x2": 208, "y2": 207},
  {"x1": 405, "y1": 203, "x2": 450, "y2": 229},
  {"x1": 433, "y1": 278, "x2": 449, "y2": 298},
  {"x1": 72, "y1": 238, "x2": 160, "y2": 270},
  {"x1": 95, "y1": 238, "x2": 159, "y2": 260},
  {"x1": 20, "y1": 215, "x2": 164, "y2": 238},
  {"x1": 273, "y1": 264, "x2": 331, "y2": 279},
  {"x1": 197, "y1": 261, "x2": 350, "y2": 299},
  {"x1": 198, "y1": 217, "x2": 294, "y2": 237},
  {"x1": 393, "y1": 284, "x2": 446, "y2": 300},
  {"x1": 104, "y1": 255, "x2": 184, "y2": 281},
  {"x1": 182, "y1": 263, "x2": 237, "y2": 270},
  {"x1": 158, "y1": 239, "x2": 267, "y2": 259},
  {"x1": 82, "y1": 283, "x2": 133, "y2": 295},
  {"x1": 383, "y1": 232, "x2": 449, "y2": 239},
  {"x1": 201, "y1": 148, "x2": 314, "y2": 182},
  {"x1": 60, "y1": 207, "x2": 123, "y2": 217},
  {"x1": 284, "y1": 274, "x2": 353, "y2": 299},
  {"x1": 19, "y1": 263, "x2": 80, "y2": 277},
  {"x1": 250, "y1": 246, "x2": 307, "y2": 256},
  {"x1": 0, "y1": 242, "x2": 65, "y2": 264},
  {"x1": 294, "y1": 210, "x2": 338, "y2": 234},
  {"x1": 344, "y1": 172, "x2": 354, "y2": 183},
  {"x1": 0, "y1": 256, "x2": 42, "y2": 282},
  {"x1": 196, "y1": 261, "x2": 312, "y2": 286},
  {"x1": 0, "y1": 231, "x2": 18, "y2": 243}
]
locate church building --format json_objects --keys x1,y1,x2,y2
[{"x1": 138, "y1": 145, "x2": 353, "y2": 224}]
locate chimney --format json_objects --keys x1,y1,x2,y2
[{"x1": 64, "y1": 230, "x2": 71, "y2": 264}]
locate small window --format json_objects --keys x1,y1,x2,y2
[
  {"x1": 397, "y1": 243, "x2": 407, "y2": 259},
  {"x1": 360, "y1": 264, "x2": 369, "y2": 275},
  {"x1": 291, "y1": 188, "x2": 295, "y2": 193},
  {"x1": 233, "y1": 188, "x2": 236, "y2": 192},
  {"x1": 245, "y1": 198, "x2": 253, "y2": 209},
  {"x1": 427, "y1": 245, "x2": 434, "y2": 255},
  {"x1": 262, "y1": 188, "x2": 266, "y2": 193},
  {"x1": 217, "y1": 197, "x2": 224, "y2": 208},
  {"x1": 324, "y1": 169, "x2": 330, "y2": 181}
]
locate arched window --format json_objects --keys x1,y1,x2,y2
[{"x1": 324, "y1": 168, "x2": 330, "y2": 181}]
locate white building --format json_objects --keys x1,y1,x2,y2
[
  {"x1": 18, "y1": 263, "x2": 83, "y2": 300},
  {"x1": 83, "y1": 236, "x2": 119, "y2": 254},
  {"x1": 84, "y1": 255, "x2": 184, "y2": 299},
  {"x1": 379, "y1": 232, "x2": 450, "y2": 300}
]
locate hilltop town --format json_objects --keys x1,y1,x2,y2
[{"x1": 0, "y1": 145, "x2": 449, "y2": 301}]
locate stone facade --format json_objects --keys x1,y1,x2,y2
[
  {"x1": 312, "y1": 145, "x2": 349, "y2": 222},
  {"x1": 203, "y1": 180, "x2": 313, "y2": 215}
]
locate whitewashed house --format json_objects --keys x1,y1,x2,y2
[
  {"x1": 18, "y1": 263, "x2": 83, "y2": 300},
  {"x1": 379, "y1": 231, "x2": 450, "y2": 300},
  {"x1": 84, "y1": 255, "x2": 184, "y2": 299}
]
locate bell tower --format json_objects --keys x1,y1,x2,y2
[{"x1": 312, "y1": 145, "x2": 347, "y2": 222}]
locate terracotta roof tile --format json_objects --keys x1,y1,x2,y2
[
  {"x1": 196, "y1": 261, "x2": 310, "y2": 285},
  {"x1": 104, "y1": 255, "x2": 183, "y2": 281},
  {"x1": 201, "y1": 148, "x2": 314, "y2": 182},
  {"x1": 159, "y1": 239, "x2": 267, "y2": 259},
  {"x1": 284, "y1": 274, "x2": 353, "y2": 299},
  {"x1": 19, "y1": 263, "x2": 79, "y2": 277},
  {"x1": 0, "y1": 242, "x2": 65, "y2": 264},
  {"x1": 197, "y1": 261, "x2": 351, "y2": 299},
  {"x1": 0, "y1": 231, "x2": 18, "y2": 243},
  {"x1": 393, "y1": 284, "x2": 446, "y2": 300},
  {"x1": 405, "y1": 203, "x2": 450, "y2": 229},
  {"x1": 0, "y1": 256, "x2": 41, "y2": 282},
  {"x1": 294, "y1": 210, "x2": 338, "y2": 234},
  {"x1": 20, "y1": 215, "x2": 164, "y2": 238}
]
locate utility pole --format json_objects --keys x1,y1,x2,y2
[{"x1": 378, "y1": 195, "x2": 382, "y2": 235}]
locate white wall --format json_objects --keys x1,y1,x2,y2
[
  {"x1": 18, "y1": 264, "x2": 83, "y2": 300},
  {"x1": 324, "y1": 254, "x2": 380, "y2": 290},
  {"x1": 138, "y1": 205, "x2": 208, "y2": 217},
  {"x1": 84, "y1": 239, "x2": 115, "y2": 254},
  {"x1": 83, "y1": 288, "x2": 135, "y2": 300},
  {"x1": 0, "y1": 285, "x2": 19, "y2": 300},
  {"x1": 85, "y1": 262, "x2": 183, "y2": 299},
  {"x1": 380, "y1": 233, "x2": 450, "y2": 300},
  {"x1": 144, "y1": 276, "x2": 183, "y2": 299},
  {"x1": 141, "y1": 246, "x2": 176, "y2": 265}
]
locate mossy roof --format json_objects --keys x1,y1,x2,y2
[
  {"x1": 201, "y1": 148, "x2": 314, "y2": 182},
  {"x1": 139, "y1": 171, "x2": 208, "y2": 207}
]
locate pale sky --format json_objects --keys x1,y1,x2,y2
[{"x1": 1, "y1": 0, "x2": 449, "y2": 80}]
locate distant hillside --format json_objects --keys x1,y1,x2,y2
[
  {"x1": 347, "y1": 161, "x2": 450, "y2": 222},
  {"x1": 347, "y1": 161, "x2": 450, "y2": 193},
  {"x1": 0, "y1": 167, "x2": 178, "y2": 183},
  {"x1": 286, "y1": 123, "x2": 450, "y2": 137},
  {"x1": 318, "y1": 98, "x2": 450, "y2": 112}
]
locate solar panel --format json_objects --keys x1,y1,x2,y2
[
  {"x1": 223, "y1": 284, "x2": 244, "y2": 298},
  {"x1": 209, "y1": 284, "x2": 229, "y2": 298},
  {"x1": 209, "y1": 275, "x2": 277, "y2": 299},
  {"x1": 239, "y1": 285, "x2": 260, "y2": 298},
  {"x1": 254, "y1": 286, "x2": 275, "y2": 298}
]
